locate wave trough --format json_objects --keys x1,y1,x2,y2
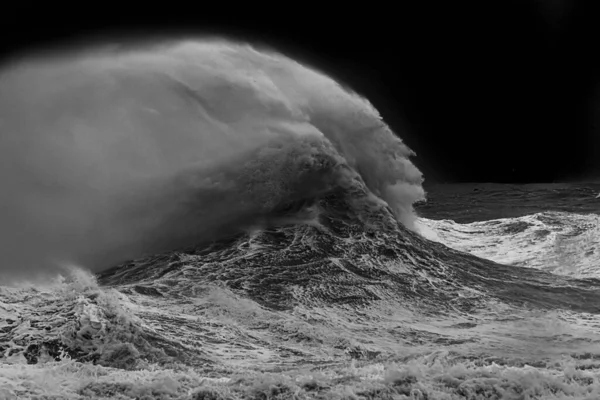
[{"x1": 0, "y1": 40, "x2": 424, "y2": 282}]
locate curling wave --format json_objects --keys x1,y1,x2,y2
[{"x1": 0, "y1": 40, "x2": 424, "y2": 281}]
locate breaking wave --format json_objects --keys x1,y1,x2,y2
[
  {"x1": 0, "y1": 40, "x2": 424, "y2": 282},
  {"x1": 6, "y1": 39, "x2": 600, "y2": 400}
]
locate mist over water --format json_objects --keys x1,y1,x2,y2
[{"x1": 0, "y1": 40, "x2": 424, "y2": 283}]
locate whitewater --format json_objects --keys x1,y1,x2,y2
[{"x1": 2, "y1": 39, "x2": 600, "y2": 399}]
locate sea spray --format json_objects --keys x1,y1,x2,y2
[{"x1": 0, "y1": 39, "x2": 424, "y2": 282}]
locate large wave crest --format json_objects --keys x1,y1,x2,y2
[{"x1": 0, "y1": 40, "x2": 424, "y2": 282}]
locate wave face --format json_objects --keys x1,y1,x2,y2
[{"x1": 0, "y1": 40, "x2": 424, "y2": 282}]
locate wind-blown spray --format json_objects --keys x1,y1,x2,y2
[{"x1": 0, "y1": 40, "x2": 424, "y2": 283}]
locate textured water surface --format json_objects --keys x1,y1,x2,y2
[
  {"x1": 2, "y1": 41, "x2": 600, "y2": 399},
  {"x1": 4, "y1": 184, "x2": 600, "y2": 399}
]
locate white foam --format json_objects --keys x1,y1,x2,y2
[{"x1": 419, "y1": 211, "x2": 600, "y2": 278}]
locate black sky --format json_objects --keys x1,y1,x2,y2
[{"x1": 1, "y1": 1, "x2": 598, "y2": 183}]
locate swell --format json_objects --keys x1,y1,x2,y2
[{"x1": 0, "y1": 39, "x2": 424, "y2": 280}]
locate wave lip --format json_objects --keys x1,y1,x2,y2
[{"x1": 0, "y1": 39, "x2": 424, "y2": 279}]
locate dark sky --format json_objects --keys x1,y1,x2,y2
[{"x1": 1, "y1": 1, "x2": 598, "y2": 183}]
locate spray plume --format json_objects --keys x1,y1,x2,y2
[{"x1": 0, "y1": 40, "x2": 424, "y2": 284}]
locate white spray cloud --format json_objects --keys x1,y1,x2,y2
[{"x1": 0, "y1": 39, "x2": 424, "y2": 283}]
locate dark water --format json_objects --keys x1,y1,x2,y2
[{"x1": 416, "y1": 182, "x2": 600, "y2": 223}]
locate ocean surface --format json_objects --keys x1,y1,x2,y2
[{"x1": 2, "y1": 41, "x2": 600, "y2": 399}]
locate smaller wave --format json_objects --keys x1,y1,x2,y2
[
  {"x1": 419, "y1": 211, "x2": 600, "y2": 278},
  {"x1": 0, "y1": 266, "x2": 163, "y2": 370}
]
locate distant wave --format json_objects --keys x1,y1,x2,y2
[{"x1": 0, "y1": 40, "x2": 424, "y2": 282}]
